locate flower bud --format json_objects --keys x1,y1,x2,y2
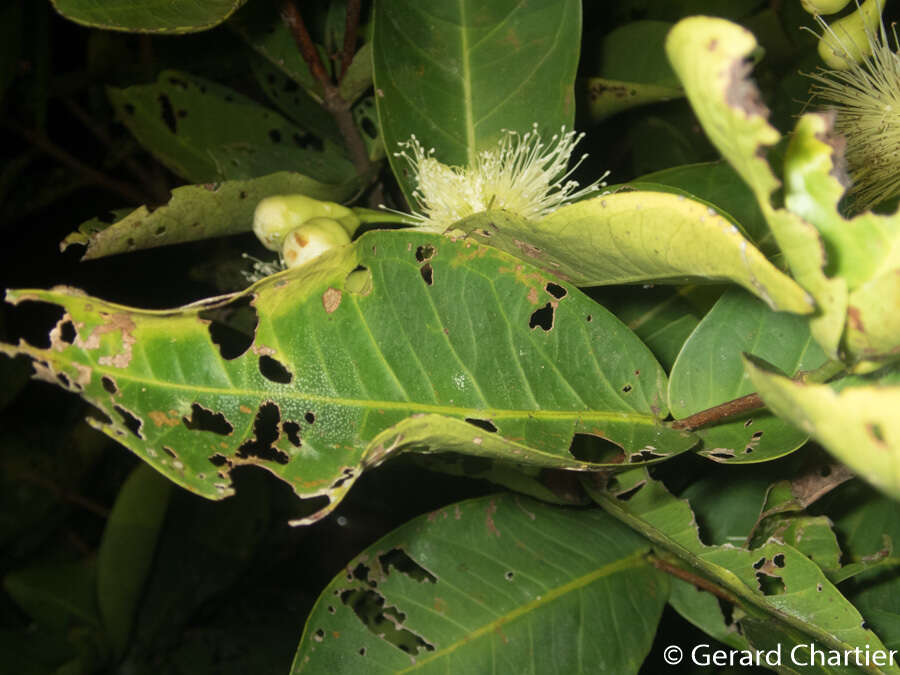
[
  {"x1": 817, "y1": 0, "x2": 883, "y2": 69},
  {"x1": 281, "y1": 218, "x2": 351, "y2": 269},
  {"x1": 801, "y1": 0, "x2": 852, "y2": 15},
  {"x1": 253, "y1": 195, "x2": 359, "y2": 251}
]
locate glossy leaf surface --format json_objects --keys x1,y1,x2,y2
[
  {"x1": 292, "y1": 493, "x2": 667, "y2": 674},
  {"x1": 52, "y1": 0, "x2": 248, "y2": 34},
  {"x1": 460, "y1": 192, "x2": 813, "y2": 314},
  {"x1": 2, "y1": 231, "x2": 695, "y2": 523},
  {"x1": 374, "y1": 0, "x2": 581, "y2": 199},
  {"x1": 669, "y1": 288, "x2": 827, "y2": 462}
]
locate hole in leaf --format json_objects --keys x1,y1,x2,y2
[
  {"x1": 313, "y1": 628, "x2": 324, "y2": 642},
  {"x1": 236, "y1": 402, "x2": 288, "y2": 465},
  {"x1": 751, "y1": 431, "x2": 763, "y2": 440},
  {"x1": 339, "y1": 588, "x2": 435, "y2": 656},
  {"x1": 545, "y1": 282, "x2": 567, "y2": 299},
  {"x1": 586, "y1": 314, "x2": 593, "y2": 322},
  {"x1": 200, "y1": 295, "x2": 258, "y2": 360},
  {"x1": 331, "y1": 467, "x2": 356, "y2": 489},
  {"x1": 752, "y1": 557, "x2": 766, "y2": 570},
  {"x1": 209, "y1": 453, "x2": 228, "y2": 467},
  {"x1": 305, "y1": 411, "x2": 316, "y2": 425},
  {"x1": 465, "y1": 418, "x2": 497, "y2": 433},
  {"x1": 379, "y1": 548, "x2": 437, "y2": 583},
  {"x1": 358, "y1": 648, "x2": 366, "y2": 656},
  {"x1": 420, "y1": 263, "x2": 433, "y2": 286},
  {"x1": 114, "y1": 405, "x2": 143, "y2": 439},
  {"x1": 158, "y1": 93, "x2": 177, "y2": 133},
  {"x1": 710, "y1": 451, "x2": 735, "y2": 460},
  {"x1": 327, "y1": 605, "x2": 336, "y2": 614},
  {"x1": 756, "y1": 573, "x2": 785, "y2": 595},
  {"x1": 716, "y1": 597, "x2": 734, "y2": 626},
  {"x1": 56, "y1": 372, "x2": 72, "y2": 388},
  {"x1": 773, "y1": 553, "x2": 785, "y2": 568},
  {"x1": 629, "y1": 449, "x2": 664, "y2": 462},
  {"x1": 415, "y1": 244, "x2": 435, "y2": 263},
  {"x1": 622, "y1": 384, "x2": 632, "y2": 393},
  {"x1": 529, "y1": 303, "x2": 554, "y2": 331},
  {"x1": 351, "y1": 562, "x2": 369, "y2": 582},
  {"x1": 258, "y1": 355, "x2": 293, "y2": 384},
  {"x1": 505, "y1": 571, "x2": 514, "y2": 581},
  {"x1": 163, "y1": 446, "x2": 177, "y2": 458},
  {"x1": 57, "y1": 320, "x2": 76, "y2": 344},
  {"x1": 615, "y1": 483, "x2": 645, "y2": 501},
  {"x1": 361, "y1": 116, "x2": 377, "y2": 139},
  {"x1": 183, "y1": 403, "x2": 234, "y2": 435},
  {"x1": 569, "y1": 433, "x2": 625, "y2": 463},
  {"x1": 283, "y1": 421, "x2": 302, "y2": 447},
  {"x1": 744, "y1": 418, "x2": 754, "y2": 428},
  {"x1": 817, "y1": 583, "x2": 823, "y2": 592}
]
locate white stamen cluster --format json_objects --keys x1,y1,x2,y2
[
  {"x1": 808, "y1": 3, "x2": 900, "y2": 211},
  {"x1": 393, "y1": 124, "x2": 607, "y2": 232}
]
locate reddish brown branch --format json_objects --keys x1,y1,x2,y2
[
  {"x1": 279, "y1": 0, "x2": 374, "y2": 189},
  {"x1": 672, "y1": 393, "x2": 765, "y2": 431},
  {"x1": 339, "y1": 0, "x2": 362, "y2": 80}
]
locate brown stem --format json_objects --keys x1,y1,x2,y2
[
  {"x1": 672, "y1": 392, "x2": 764, "y2": 431},
  {"x1": 650, "y1": 555, "x2": 737, "y2": 603},
  {"x1": 8, "y1": 123, "x2": 152, "y2": 206},
  {"x1": 279, "y1": 0, "x2": 374, "y2": 186},
  {"x1": 339, "y1": 0, "x2": 362, "y2": 80}
]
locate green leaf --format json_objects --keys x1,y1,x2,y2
[
  {"x1": 595, "y1": 21, "x2": 681, "y2": 89},
  {"x1": 581, "y1": 78, "x2": 682, "y2": 123},
  {"x1": 460, "y1": 192, "x2": 814, "y2": 315},
  {"x1": 665, "y1": 17, "x2": 849, "y2": 357},
  {"x1": 108, "y1": 70, "x2": 353, "y2": 184},
  {"x1": 669, "y1": 288, "x2": 827, "y2": 462},
  {"x1": 97, "y1": 463, "x2": 172, "y2": 659},
  {"x1": 2, "y1": 231, "x2": 695, "y2": 523},
  {"x1": 826, "y1": 484, "x2": 900, "y2": 649},
  {"x1": 229, "y1": 2, "x2": 322, "y2": 100},
  {"x1": 291, "y1": 493, "x2": 667, "y2": 673},
  {"x1": 634, "y1": 161, "x2": 772, "y2": 251},
  {"x1": 4, "y1": 561, "x2": 100, "y2": 634},
  {"x1": 51, "y1": 0, "x2": 248, "y2": 34},
  {"x1": 60, "y1": 172, "x2": 358, "y2": 260},
  {"x1": 374, "y1": 0, "x2": 581, "y2": 199},
  {"x1": 584, "y1": 468, "x2": 900, "y2": 671},
  {"x1": 746, "y1": 358, "x2": 900, "y2": 500}
]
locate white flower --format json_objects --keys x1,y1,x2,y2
[
  {"x1": 807, "y1": 1, "x2": 900, "y2": 211},
  {"x1": 393, "y1": 124, "x2": 607, "y2": 232}
]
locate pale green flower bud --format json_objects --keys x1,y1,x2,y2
[
  {"x1": 800, "y1": 0, "x2": 852, "y2": 15},
  {"x1": 281, "y1": 217, "x2": 351, "y2": 269},
  {"x1": 253, "y1": 195, "x2": 359, "y2": 251},
  {"x1": 817, "y1": 0, "x2": 884, "y2": 68}
]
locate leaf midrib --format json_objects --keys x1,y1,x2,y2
[{"x1": 396, "y1": 548, "x2": 651, "y2": 672}]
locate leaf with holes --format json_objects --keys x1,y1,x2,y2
[
  {"x1": 51, "y1": 0, "x2": 248, "y2": 34},
  {"x1": 60, "y1": 172, "x2": 359, "y2": 260},
  {"x1": 584, "y1": 468, "x2": 899, "y2": 671},
  {"x1": 665, "y1": 17, "x2": 849, "y2": 357},
  {"x1": 746, "y1": 358, "x2": 900, "y2": 500},
  {"x1": 1, "y1": 230, "x2": 696, "y2": 523},
  {"x1": 108, "y1": 70, "x2": 354, "y2": 184},
  {"x1": 460, "y1": 190, "x2": 813, "y2": 315},
  {"x1": 291, "y1": 493, "x2": 666, "y2": 673},
  {"x1": 374, "y1": 0, "x2": 581, "y2": 200},
  {"x1": 668, "y1": 288, "x2": 828, "y2": 463}
]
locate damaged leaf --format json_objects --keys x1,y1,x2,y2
[
  {"x1": 108, "y1": 70, "x2": 354, "y2": 184},
  {"x1": 668, "y1": 288, "x2": 828, "y2": 462},
  {"x1": 292, "y1": 493, "x2": 666, "y2": 673},
  {"x1": 1, "y1": 231, "x2": 695, "y2": 523},
  {"x1": 665, "y1": 17, "x2": 849, "y2": 358},
  {"x1": 746, "y1": 357, "x2": 900, "y2": 500},
  {"x1": 460, "y1": 190, "x2": 813, "y2": 315},
  {"x1": 60, "y1": 171, "x2": 358, "y2": 260},
  {"x1": 584, "y1": 468, "x2": 897, "y2": 667}
]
